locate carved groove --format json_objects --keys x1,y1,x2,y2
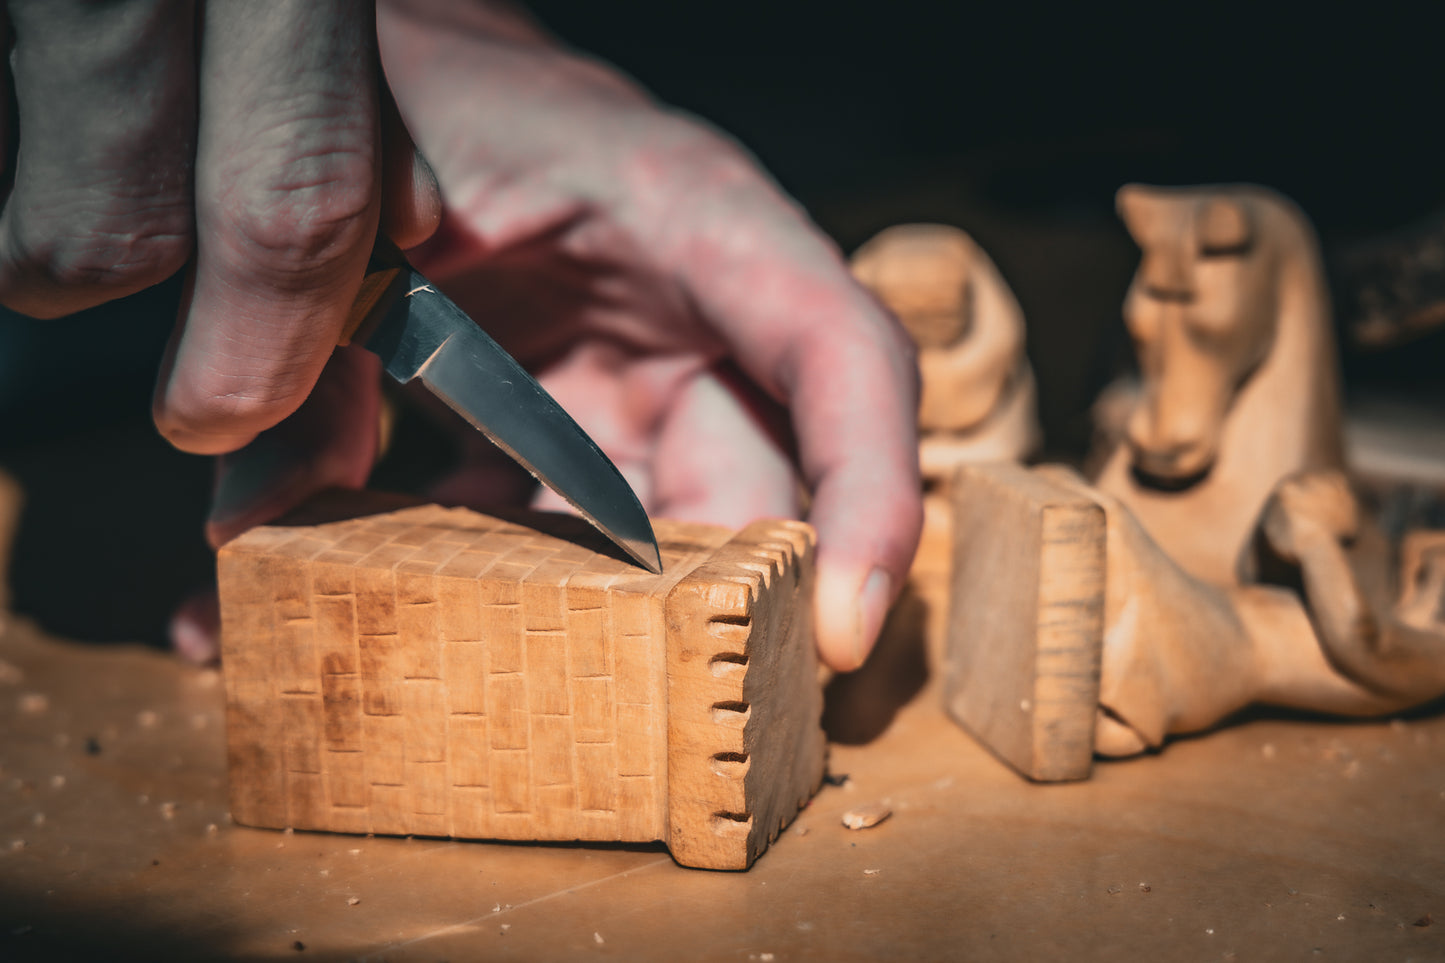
[{"x1": 711, "y1": 811, "x2": 754, "y2": 837}]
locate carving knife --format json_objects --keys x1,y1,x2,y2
[{"x1": 340, "y1": 236, "x2": 663, "y2": 574}]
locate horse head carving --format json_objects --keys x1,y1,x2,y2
[
  {"x1": 1117, "y1": 185, "x2": 1289, "y2": 485},
  {"x1": 1098, "y1": 184, "x2": 1345, "y2": 585}
]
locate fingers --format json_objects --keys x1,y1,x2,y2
[
  {"x1": 205, "y1": 345, "x2": 381, "y2": 549},
  {"x1": 154, "y1": 0, "x2": 382, "y2": 455},
  {"x1": 0, "y1": 0, "x2": 196, "y2": 317},
  {"x1": 649, "y1": 366, "x2": 802, "y2": 526},
  {"x1": 378, "y1": 80, "x2": 443, "y2": 251},
  {"x1": 664, "y1": 140, "x2": 923, "y2": 670}
]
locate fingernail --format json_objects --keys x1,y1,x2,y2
[{"x1": 855, "y1": 567, "x2": 894, "y2": 666}]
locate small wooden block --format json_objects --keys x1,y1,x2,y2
[
  {"x1": 944, "y1": 463, "x2": 1105, "y2": 781},
  {"x1": 217, "y1": 495, "x2": 823, "y2": 870}
]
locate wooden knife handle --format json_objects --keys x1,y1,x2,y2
[{"x1": 339, "y1": 235, "x2": 411, "y2": 346}]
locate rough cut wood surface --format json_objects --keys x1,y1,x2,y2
[
  {"x1": 945, "y1": 463, "x2": 1105, "y2": 781},
  {"x1": 217, "y1": 496, "x2": 823, "y2": 871}
]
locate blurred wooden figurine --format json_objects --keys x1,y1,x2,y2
[
  {"x1": 852, "y1": 224, "x2": 1039, "y2": 478},
  {"x1": 949, "y1": 185, "x2": 1445, "y2": 777}
]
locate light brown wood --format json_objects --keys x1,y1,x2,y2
[
  {"x1": 851, "y1": 224, "x2": 1040, "y2": 478},
  {"x1": 1096, "y1": 184, "x2": 1345, "y2": 586},
  {"x1": 1044, "y1": 466, "x2": 1398, "y2": 756},
  {"x1": 944, "y1": 187, "x2": 1445, "y2": 767},
  {"x1": 944, "y1": 463, "x2": 1105, "y2": 781},
  {"x1": 217, "y1": 494, "x2": 823, "y2": 871},
  {"x1": 9, "y1": 607, "x2": 1445, "y2": 961},
  {"x1": 1253, "y1": 471, "x2": 1445, "y2": 708},
  {"x1": 949, "y1": 464, "x2": 1401, "y2": 762}
]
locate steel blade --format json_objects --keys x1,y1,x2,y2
[{"x1": 358, "y1": 270, "x2": 662, "y2": 574}]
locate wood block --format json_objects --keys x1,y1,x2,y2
[
  {"x1": 218, "y1": 496, "x2": 823, "y2": 870},
  {"x1": 944, "y1": 463, "x2": 1105, "y2": 782}
]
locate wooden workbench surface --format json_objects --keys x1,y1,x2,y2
[{"x1": 1, "y1": 614, "x2": 1443, "y2": 962}]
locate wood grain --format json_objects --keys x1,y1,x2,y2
[
  {"x1": 218, "y1": 496, "x2": 823, "y2": 870},
  {"x1": 944, "y1": 462, "x2": 1105, "y2": 781}
]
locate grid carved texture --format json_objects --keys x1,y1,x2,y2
[
  {"x1": 665, "y1": 519, "x2": 824, "y2": 870},
  {"x1": 219, "y1": 497, "x2": 823, "y2": 869}
]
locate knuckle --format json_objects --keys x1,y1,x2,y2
[
  {"x1": 211, "y1": 135, "x2": 377, "y2": 285},
  {"x1": 2, "y1": 205, "x2": 193, "y2": 313}
]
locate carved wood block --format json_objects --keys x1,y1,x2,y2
[
  {"x1": 945, "y1": 463, "x2": 1105, "y2": 782},
  {"x1": 218, "y1": 497, "x2": 824, "y2": 870}
]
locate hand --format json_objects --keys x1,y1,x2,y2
[
  {"x1": 186, "y1": 0, "x2": 922, "y2": 672},
  {"x1": 0, "y1": 0, "x2": 440, "y2": 446}
]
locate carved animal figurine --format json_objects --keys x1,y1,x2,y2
[
  {"x1": 851, "y1": 224, "x2": 1039, "y2": 478},
  {"x1": 1095, "y1": 184, "x2": 1346, "y2": 586},
  {"x1": 1255, "y1": 469, "x2": 1445, "y2": 710},
  {"x1": 218, "y1": 493, "x2": 824, "y2": 871},
  {"x1": 947, "y1": 185, "x2": 1445, "y2": 774}
]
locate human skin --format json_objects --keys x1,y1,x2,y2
[{"x1": 0, "y1": 0, "x2": 922, "y2": 671}]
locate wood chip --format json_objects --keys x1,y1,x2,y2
[
  {"x1": 841, "y1": 803, "x2": 893, "y2": 830},
  {"x1": 17, "y1": 693, "x2": 48, "y2": 715}
]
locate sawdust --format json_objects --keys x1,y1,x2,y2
[{"x1": 841, "y1": 803, "x2": 892, "y2": 830}]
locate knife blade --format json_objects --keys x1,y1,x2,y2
[{"x1": 340, "y1": 236, "x2": 662, "y2": 574}]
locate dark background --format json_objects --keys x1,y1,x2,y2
[{"x1": 2, "y1": 3, "x2": 1442, "y2": 644}]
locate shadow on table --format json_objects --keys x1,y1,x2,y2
[{"x1": 822, "y1": 586, "x2": 931, "y2": 746}]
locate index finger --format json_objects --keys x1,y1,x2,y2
[
  {"x1": 661, "y1": 139, "x2": 924, "y2": 671},
  {"x1": 153, "y1": 0, "x2": 380, "y2": 455}
]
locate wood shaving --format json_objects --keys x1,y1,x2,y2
[
  {"x1": 347, "y1": 897, "x2": 360, "y2": 907},
  {"x1": 841, "y1": 803, "x2": 892, "y2": 830},
  {"x1": 593, "y1": 932, "x2": 605, "y2": 944},
  {"x1": 863, "y1": 868, "x2": 880, "y2": 876},
  {"x1": 17, "y1": 693, "x2": 48, "y2": 715},
  {"x1": 136, "y1": 710, "x2": 160, "y2": 729}
]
